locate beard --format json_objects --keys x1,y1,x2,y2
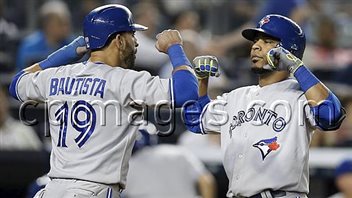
[
  {"x1": 251, "y1": 64, "x2": 273, "y2": 75},
  {"x1": 120, "y1": 49, "x2": 136, "y2": 69},
  {"x1": 124, "y1": 53, "x2": 135, "y2": 69}
]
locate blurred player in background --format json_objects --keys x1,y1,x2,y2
[
  {"x1": 123, "y1": 126, "x2": 216, "y2": 198},
  {"x1": 0, "y1": 85, "x2": 42, "y2": 150},
  {"x1": 328, "y1": 159, "x2": 352, "y2": 198},
  {"x1": 16, "y1": 1, "x2": 73, "y2": 71}
]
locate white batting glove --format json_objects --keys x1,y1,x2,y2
[
  {"x1": 192, "y1": 55, "x2": 220, "y2": 79},
  {"x1": 265, "y1": 46, "x2": 304, "y2": 73}
]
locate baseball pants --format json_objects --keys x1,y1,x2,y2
[{"x1": 33, "y1": 178, "x2": 122, "y2": 198}]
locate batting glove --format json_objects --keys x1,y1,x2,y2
[
  {"x1": 265, "y1": 46, "x2": 304, "y2": 73},
  {"x1": 192, "y1": 55, "x2": 220, "y2": 79}
]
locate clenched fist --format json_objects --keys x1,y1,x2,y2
[
  {"x1": 265, "y1": 46, "x2": 304, "y2": 73},
  {"x1": 193, "y1": 55, "x2": 220, "y2": 79},
  {"x1": 155, "y1": 30, "x2": 183, "y2": 53}
]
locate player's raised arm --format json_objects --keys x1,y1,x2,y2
[
  {"x1": 182, "y1": 56, "x2": 220, "y2": 134},
  {"x1": 24, "y1": 36, "x2": 88, "y2": 73},
  {"x1": 266, "y1": 46, "x2": 346, "y2": 131},
  {"x1": 155, "y1": 30, "x2": 199, "y2": 107},
  {"x1": 8, "y1": 36, "x2": 88, "y2": 101}
]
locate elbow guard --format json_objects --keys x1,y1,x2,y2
[
  {"x1": 182, "y1": 95, "x2": 211, "y2": 134},
  {"x1": 311, "y1": 92, "x2": 346, "y2": 131}
]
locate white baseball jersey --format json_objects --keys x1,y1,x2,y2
[
  {"x1": 124, "y1": 144, "x2": 206, "y2": 198},
  {"x1": 15, "y1": 61, "x2": 171, "y2": 187},
  {"x1": 200, "y1": 78, "x2": 315, "y2": 197}
]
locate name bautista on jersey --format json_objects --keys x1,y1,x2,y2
[{"x1": 49, "y1": 77, "x2": 106, "y2": 98}]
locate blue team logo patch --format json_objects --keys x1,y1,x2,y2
[{"x1": 253, "y1": 136, "x2": 280, "y2": 160}]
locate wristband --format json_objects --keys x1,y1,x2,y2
[
  {"x1": 39, "y1": 36, "x2": 85, "y2": 69},
  {"x1": 293, "y1": 65, "x2": 320, "y2": 92},
  {"x1": 167, "y1": 44, "x2": 192, "y2": 68}
]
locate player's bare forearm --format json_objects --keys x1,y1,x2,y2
[
  {"x1": 24, "y1": 63, "x2": 42, "y2": 73},
  {"x1": 304, "y1": 83, "x2": 329, "y2": 106},
  {"x1": 198, "y1": 173, "x2": 216, "y2": 198},
  {"x1": 199, "y1": 78, "x2": 209, "y2": 97}
]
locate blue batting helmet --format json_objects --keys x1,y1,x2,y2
[
  {"x1": 83, "y1": 4, "x2": 148, "y2": 50},
  {"x1": 335, "y1": 159, "x2": 352, "y2": 178},
  {"x1": 242, "y1": 14, "x2": 306, "y2": 59}
]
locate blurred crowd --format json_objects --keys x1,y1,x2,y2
[{"x1": 0, "y1": 0, "x2": 352, "y2": 197}]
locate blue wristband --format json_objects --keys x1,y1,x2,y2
[
  {"x1": 167, "y1": 44, "x2": 192, "y2": 68},
  {"x1": 39, "y1": 36, "x2": 85, "y2": 69},
  {"x1": 293, "y1": 66, "x2": 320, "y2": 92}
]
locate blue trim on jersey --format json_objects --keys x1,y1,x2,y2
[
  {"x1": 9, "y1": 70, "x2": 25, "y2": 101},
  {"x1": 39, "y1": 36, "x2": 85, "y2": 69},
  {"x1": 169, "y1": 78, "x2": 175, "y2": 109},
  {"x1": 311, "y1": 92, "x2": 345, "y2": 131},
  {"x1": 106, "y1": 187, "x2": 112, "y2": 198},
  {"x1": 199, "y1": 102, "x2": 211, "y2": 135},
  {"x1": 172, "y1": 70, "x2": 198, "y2": 108},
  {"x1": 183, "y1": 95, "x2": 211, "y2": 134},
  {"x1": 293, "y1": 66, "x2": 320, "y2": 92},
  {"x1": 167, "y1": 44, "x2": 192, "y2": 68}
]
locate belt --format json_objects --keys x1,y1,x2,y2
[
  {"x1": 249, "y1": 190, "x2": 286, "y2": 198},
  {"x1": 50, "y1": 177, "x2": 124, "y2": 193}
]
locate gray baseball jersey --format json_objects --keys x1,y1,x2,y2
[
  {"x1": 15, "y1": 61, "x2": 171, "y2": 187},
  {"x1": 200, "y1": 78, "x2": 315, "y2": 197},
  {"x1": 124, "y1": 144, "x2": 206, "y2": 198}
]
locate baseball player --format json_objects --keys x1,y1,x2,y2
[
  {"x1": 9, "y1": 4, "x2": 198, "y2": 198},
  {"x1": 184, "y1": 14, "x2": 346, "y2": 198}
]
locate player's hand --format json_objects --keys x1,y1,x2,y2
[
  {"x1": 72, "y1": 36, "x2": 88, "y2": 58},
  {"x1": 265, "y1": 46, "x2": 304, "y2": 73},
  {"x1": 155, "y1": 29, "x2": 183, "y2": 54},
  {"x1": 192, "y1": 55, "x2": 220, "y2": 79}
]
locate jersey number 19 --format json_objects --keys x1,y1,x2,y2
[{"x1": 54, "y1": 100, "x2": 96, "y2": 148}]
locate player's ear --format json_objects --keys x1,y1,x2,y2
[{"x1": 114, "y1": 34, "x2": 125, "y2": 49}]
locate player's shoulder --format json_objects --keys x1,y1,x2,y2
[
  {"x1": 48, "y1": 62, "x2": 86, "y2": 75},
  {"x1": 117, "y1": 68, "x2": 154, "y2": 82},
  {"x1": 279, "y1": 78, "x2": 304, "y2": 95},
  {"x1": 282, "y1": 78, "x2": 301, "y2": 89},
  {"x1": 222, "y1": 85, "x2": 257, "y2": 98}
]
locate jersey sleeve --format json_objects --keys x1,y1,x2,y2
[
  {"x1": 200, "y1": 93, "x2": 228, "y2": 134},
  {"x1": 119, "y1": 70, "x2": 170, "y2": 106},
  {"x1": 16, "y1": 68, "x2": 57, "y2": 102}
]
